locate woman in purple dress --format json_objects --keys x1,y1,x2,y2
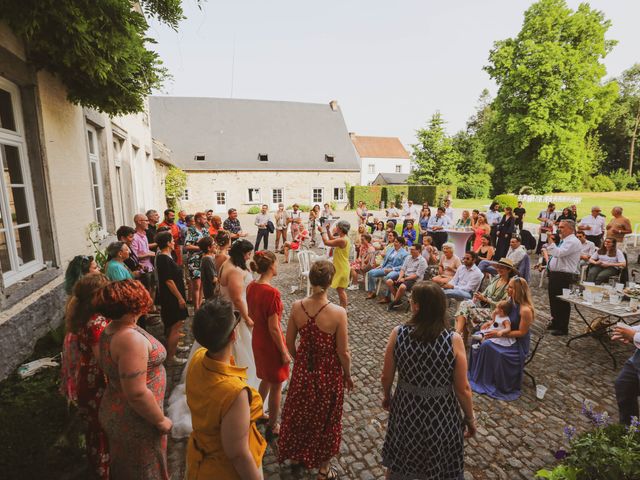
[{"x1": 468, "y1": 277, "x2": 535, "y2": 401}]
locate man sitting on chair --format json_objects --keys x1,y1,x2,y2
[
  {"x1": 385, "y1": 243, "x2": 428, "y2": 310},
  {"x1": 442, "y1": 251, "x2": 483, "y2": 301}
]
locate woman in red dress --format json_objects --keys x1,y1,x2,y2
[
  {"x1": 61, "y1": 273, "x2": 110, "y2": 479},
  {"x1": 247, "y1": 250, "x2": 290, "y2": 441},
  {"x1": 96, "y1": 280, "x2": 172, "y2": 480},
  {"x1": 278, "y1": 260, "x2": 353, "y2": 480}
]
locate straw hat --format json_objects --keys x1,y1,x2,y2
[{"x1": 489, "y1": 258, "x2": 517, "y2": 271}]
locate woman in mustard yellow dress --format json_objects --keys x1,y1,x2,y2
[
  {"x1": 319, "y1": 220, "x2": 351, "y2": 308},
  {"x1": 185, "y1": 298, "x2": 266, "y2": 480}
]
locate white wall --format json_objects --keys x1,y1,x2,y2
[
  {"x1": 360, "y1": 156, "x2": 411, "y2": 185},
  {"x1": 181, "y1": 170, "x2": 360, "y2": 213}
]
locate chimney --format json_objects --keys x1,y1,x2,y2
[{"x1": 329, "y1": 100, "x2": 338, "y2": 111}]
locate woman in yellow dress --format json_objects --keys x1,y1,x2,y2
[
  {"x1": 185, "y1": 298, "x2": 266, "y2": 480},
  {"x1": 319, "y1": 220, "x2": 351, "y2": 308}
]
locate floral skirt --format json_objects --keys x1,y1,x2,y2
[{"x1": 455, "y1": 300, "x2": 492, "y2": 326}]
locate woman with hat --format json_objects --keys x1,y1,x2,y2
[
  {"x1": 319, "y1": 220, "x2": 351, "y2": 309},
  {"x1": 454, "y1": 258, "x2": 515, "y2": 344},
  {"x1": 468, "y1": 276, "x2": 535, "y2": 400},
  {"x1": 185, "y1": 298, "x2": 266, "y2": 479}
]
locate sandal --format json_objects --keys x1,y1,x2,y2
[{"x1": 317, "y1": 465, "x2": 338, "y2": 479}]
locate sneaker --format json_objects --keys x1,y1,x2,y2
[
  {"x1": 471, "y1": 333, "x2": 485, "y2": 342},
  {"x1": 177, "y1": 344, "x2": 191, "y2": 352},
  {"x1": 166, "y1": 357, "x2": 188, "y2": 366},
  {"x1": 347, "y1": 285, "x2": 359, "y2": 291}
]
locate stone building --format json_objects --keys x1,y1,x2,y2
[
  {"x1": 0, "y1": 22, "x2": 171, "y2": 379},
  {"x1": 149, "y1": 96, "x2": 360, "y2": 213},
  {"x1": 350, "y1": 133, "x2": 411, "y2": 186}
]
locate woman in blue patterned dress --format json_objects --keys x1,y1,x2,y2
[
  {"x1": 381, "y1": 281, "x2": 476, "y2": 480},
  {"x1": 184, "y1": 212, "x2": 210, "y2": 310}
]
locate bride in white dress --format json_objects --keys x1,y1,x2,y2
[{"x1": 167, "y1": 239, "x2": 259, "y2": 438}]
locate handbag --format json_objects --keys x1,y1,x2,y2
[{"x1": 267, "y1": 220, "x2": 275, "y2": 233}]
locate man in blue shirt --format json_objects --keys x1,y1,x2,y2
[{"x1": 365, "y1": 235, "x2": 408, "y2": 300}]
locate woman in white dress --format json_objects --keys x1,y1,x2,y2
[{"x1": 167, "y1": 239, "x2": 259, "y2": 438}]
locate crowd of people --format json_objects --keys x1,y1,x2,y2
[{"x1": 57, "y1": 197, "x2": 639, "y2": 480}]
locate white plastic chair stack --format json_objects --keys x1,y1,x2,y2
[
  {"x1": 297, "y1": 250, "x2": 313, "y2": 297},
  {"x1": 624, "y1": 223, "x2": 640, "y2": 249}
]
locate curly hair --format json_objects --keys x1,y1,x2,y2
[
  {"x1": 93, "y1": 279, "x2": 152, "y2": 319},
  {"x1": 65, "y1": 273, "x2": 109, "y2": 333}
]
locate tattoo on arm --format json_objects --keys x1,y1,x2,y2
[{"x1": 119, "y1": 370, "x2": 146, "y2": 379}]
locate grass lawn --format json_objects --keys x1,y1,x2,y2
[{"x1": 454, "y1": 191, "x2": 640, "y2": 228}]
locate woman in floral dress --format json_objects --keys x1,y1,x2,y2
[
  {"x1": 61, "y1": 273, "x2": 110, "y2": 479},
  {"x1": 96, "y1": 279, "x2": 172, "y2": 480},
  {"x1": 184, "y1": 212, "x2": 210, "y2": 310},
  {"x1": 278, "y1": 260, "x2": 353, "y2": 479}
]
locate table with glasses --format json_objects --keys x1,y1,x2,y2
[
  {"x1": 443, "y1": 228, "x2": 474, "y2": 258},
  {"x1": 558, "y1": 291, "x2": 640, "y2": 369}
]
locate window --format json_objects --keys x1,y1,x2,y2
[
  {"x1": 368, "y1": 164, "x2": 375, "y2": 174},
  {"x1": 312, "y1": 188, "x2": 323, "y2": 204},
  {"x1": 216, "y1": 191, "x2": 226, "y2": 205},
  {"x1": 181, "y1": 188, "x2": 190, "y2": 201},
  {"x1": 395, "y1": 165, "x2": 402, "y2": 173},
  {"x1": 0, "y1": 77, "x2": 42, "y2": 284},
  {"x1": 333, "y1": 187, "x2": 345, "y2": 201},
  {"x1": 248, "y1": 188, "x2": 261, "y2": 203},
  {"x1": 258, "y1": 153, "x2": 268, "y2": 162},
  {"x1": 194, "y1": 153, "x2": 206, "y2": 161},
  {"x1": 325, "y1": 154, "x2": 335, "y2": 163},
  {"x1": 87, "y1": 125, "x2": 106, "y2": 228},
  {"x1": 272, "y1": 188, "x2": 283, "y2": 204}
]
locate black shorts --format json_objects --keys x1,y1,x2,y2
[{"x1": 401, "y1": 278, "x2": 417, "y2": 291}]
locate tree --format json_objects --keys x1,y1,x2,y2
[
  {"x1": 0, "y1": 0, "x2": 194, "y2": 115},
  {"x1": 409, "y1": 112, "x2": 462, "y2": 187},
  {"x1": 484, "y1": 0, "x2": 618, "y2": 193},
  {"x1": 452, "y1": 89, "x2": 494, "y2": 198},
  {"x1": 165, "y1": 166, "x2": 187, "y2": 210},
  {"x1": 598, "y1": 64, "x2": 640, "y2": 174}
]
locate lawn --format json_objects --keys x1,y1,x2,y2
[{"x1": 453, "y1": 191, "x2": 640, "y2": 229}]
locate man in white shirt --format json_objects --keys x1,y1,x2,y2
[
  {"x1": 402, "y1": 200, "x2": 420, "y2": 228},
  {"x1": 547, "y1": 219, "x2": 582, "y2": 336},
  {"x1": 479, "y1": 236, "x2": 526, "y2": 275},
  {"x1": 385, "y1": 202, "x2": 401, "y2": 227},
  {"x1": 486, "y1": 202, "x2": 502, "y2": 247},
  {"x1": 575, "y1": 230, "x2": 596, "y2": 268},
  {"x1": 427, "y1": 206, "x2": 450, "y2": 250},
  {"x1": 536, "y1": 203, "x2": 558, "y2": 254},
  {"x1": 254, "y1": 204, "x2": 272, "y2": 252},
  {"x1": 613, "y1": 324, "x2": 640, "y2": 425},
  {"x1": 444, "y1": 199, "x2": 455, "y2": 223},
  {"x1": 386, "y1": 243, "x2": 428, "y2": 310},
  {"x1": 442, "y1": 251, "x2": 484, "y2": 300},
  {"x1": 578, "y1": 206, "x2": 606, "y2": 247}
]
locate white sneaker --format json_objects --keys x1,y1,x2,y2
[
  {"x1": 347, "y1": 285, "x2": 359, "y2": 291},
  {"x1": 471, "y1": 333, "x2": 485, "y2": 342}
]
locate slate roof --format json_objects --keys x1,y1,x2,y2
[
  {"x1": 351, "y1": 135, "x2": 410, "y2": 159},
  {"x1": 372, "y1": 173, "x2": 410, "y2": 185},
  {"x1": 149, "y1": 96, "x2": 360, "y2": 171}
]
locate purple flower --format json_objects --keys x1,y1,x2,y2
[
  {"x1": 563, "y1": 426, "x2": 576, "y2": 441},
  {"x1": 554, "y1": 449, "x2": 568, "y2": 460},
  {"x1": 628, "y1": 416, "x2": 640, "y2": 434},
  {"x1": 581, "y1": 402, "x2": 610, "y2": 427}
]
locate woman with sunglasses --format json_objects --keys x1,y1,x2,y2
[
  {"x1": 185, "y1": 298, "x2": 266, "y2": 479},
  {"x1": 468, "y1": 276, "x2": 535, "y2": 400}
]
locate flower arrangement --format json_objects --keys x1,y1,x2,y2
[{"x1": 536, "y1": 402, "x2": 640, "y2": 479}]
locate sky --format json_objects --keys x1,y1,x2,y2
[{"x1": 148, "y1": 0, "x2": 640, "y2": 147}]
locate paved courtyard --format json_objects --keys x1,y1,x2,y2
[{"x1": 162, "y1": 225, "x2": 639, "y2": 480}]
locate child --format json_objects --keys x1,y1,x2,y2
[
  {"x1": 473, "y1": 300, "x2": 515, "y2": 347},
  {"x1": 403, "y1": 220, "x2": 416, "y2": 247},
  {"x1": 421, "y1": 235, "x2": 439, "y2": 265}
]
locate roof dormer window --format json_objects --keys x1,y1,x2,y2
[
  {"x1": 258, "y1": 153, "x2": 268, "y2": 162},
  {"x1": 194, "y1": 153, "x2": 206, "y2": 161},
  {"x1": 325, "y1": 154, "x2": 335, "y2": 163}
]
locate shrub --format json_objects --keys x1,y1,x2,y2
[
  {"x1": 519, "y1": 185, "x2": 536, "y2": 195},
  {"x1": 608, "y1": 169, "x2": 638, "y2": 191},
  {"x1": 583, "y1": 174, "x2": 616, "y2": 192},
  {"x1": 458, "y1": 176, "x2": 491, "y2": 199},
  {"x1": 492, "y1": 194, "x2": 518, "y2": 211},
  {"x1": 350, "y1": 186, "x2": 383, "y2": 210},
  {"x1": 247, "y1": 206, "x2": 260, "y2": 214}
]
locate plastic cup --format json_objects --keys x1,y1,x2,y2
[
  {"x1": 609, "y1": 294, "x2": 620, "y2": 305},
  {"x1": 536, "y1": 385, "x2": 548, "y2": 400},
  {"x1": 616, "y1": 283, "x2": 624, "y2": 293},
  {"x1": 562, "y1": 288, "x2": 571, "y2": 297}
]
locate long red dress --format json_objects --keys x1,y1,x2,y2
[
  {"x1": 247, "y1": 281, "x2": 289, "y2": 383},
  {"x1": 99, "y1": 325, "x2": 168, "y2": 480},
  {"x1": 60, "y1": 314, "x2": 110, "y2": 479},
  {"x1": 278, "y1": 302, "x2": 344, "y2": 468}
]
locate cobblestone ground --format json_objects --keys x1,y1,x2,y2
[{"x1": 161, "y1": 231, "x2": 640, "y2": 480}]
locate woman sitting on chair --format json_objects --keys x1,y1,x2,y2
[
  {"x1": 587, "y1": 237, "x2": 626, "y2": 284},
  {"x1": 283, "y1": 227, "x2": 309, "y2": 264}
]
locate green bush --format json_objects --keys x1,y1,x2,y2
[
  {"x1": 608, "y1": 169, "x2": 638, "y2": 191},
  {"x1": 382, "y1": 186, "x2": 409, "y2": 208},
  {"x1": 458, "y1": 176, "x2": 491, "y2": 199},
  {"x1": 584, "y1": 174, "x2": 616, "y2": 192},
  {"x1": 350, "y1": 186, "x2": 383, "y2": 209},
  {"x1": 492, "y1": 194, "x2": 518, "y2": 211},
  {"x1": 247, "y1": 206, "x2": 260, "y2": 214}
]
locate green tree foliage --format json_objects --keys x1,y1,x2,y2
[
  {"x1": 165, "y1": 166, "x2": 187, "y2": 210},
  {"x1": 484, "y1": 0, "x2": 618, "y2": 193},
  {"x1": 0, "y1": 0, "x2": 191, "y2": 115},
  {"x1": 410, "y1": 112, "x2": 462, "y2": 186},
  {"x1": 452, "y1": 90, "x2": 494, "y2": 198},
  {"x1": 598, "y1": 64, "x2": 640, "y2": 174}
]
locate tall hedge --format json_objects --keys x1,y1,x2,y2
[{"x1": 352, "y1": 185, "x2": 456, "y2": 209}]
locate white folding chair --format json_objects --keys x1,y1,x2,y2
[
  {"x1": 623, "y1": 223, "x2": 640, "y2": 249},
  {"x1": 297, "y1": 250, "x2": 313, "y2": 297}
]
